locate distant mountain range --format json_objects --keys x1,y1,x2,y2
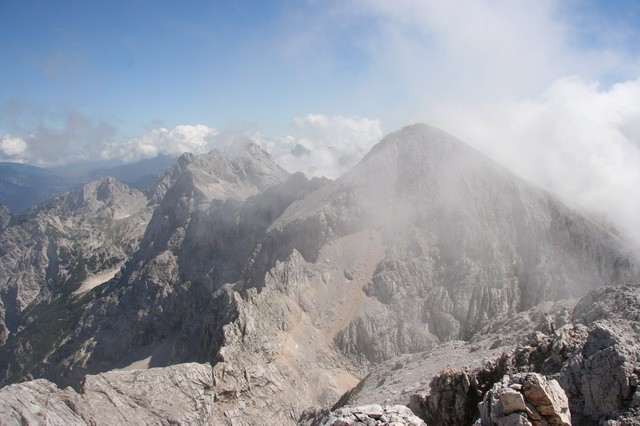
[{"x1": 0, "y1": 155, "x2": 176, "y2": 213}]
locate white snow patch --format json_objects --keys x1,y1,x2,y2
[
  {"x1": 115, "y1": 338, "x2": 176, "y2": 371},
  {"x1": 73, "y1": 264, "x2": 122, "y2": 295}
]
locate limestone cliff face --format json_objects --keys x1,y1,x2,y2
[
  {"x1": 3, "y1": 283, "x2": 640, "y2": 425},
  {"x1": 0, "y1": 125, "x2": 637, "y2": 425}
]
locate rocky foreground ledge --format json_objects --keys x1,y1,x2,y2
[
  {"x1": 301, "y1": 405, "x2": 426, "y2": 426},
  {"x1": 307, "y1": 373, "x2": 572, "y2": 426},
  {"x1": 2, "y1": 283, "x2": 640, "y2": 425}
]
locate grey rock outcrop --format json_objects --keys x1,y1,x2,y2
[
  {"x1": 478, "y1": 373, "x2": 571, "y2": 426},
  {"x1": 0, "y1": 363, "x2": 216, "y2": 425},
  {"x1": 307, "y1": 404, "x2": 426, "y2": 426},
  {"x1": 0, "y1": 204, "x2": 11, "y2": 235}
]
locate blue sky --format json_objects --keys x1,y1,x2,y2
[
  {"x1": 1, "y1": 1, "x2": 378, "y2": 136},
  {"x1": 1, "y1": 0, "x2": 639, "y2": 159}
]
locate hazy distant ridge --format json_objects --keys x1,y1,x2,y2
[{"x1": 0, "y1": 155, "x2": 176, "y2": 213}]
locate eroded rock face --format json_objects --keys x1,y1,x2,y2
[
  {"x1": 0, "y1": 363, "x2": 216, "y2": 425},
  {"x1": 273, "y1": 124, "x2": 638, "y2": 365},
  {"x1": 37, "y1": 142, "x2": 297, "y2": 386},
  {"x1": 560, "y1": 316, "x2": 640, "y2": 423},
  {"x1": 478, "y1": 373, "x2": 571, "y2": 426},
  {"x1": 0, "y1": 205, "x2": 11, "y2": 235}
]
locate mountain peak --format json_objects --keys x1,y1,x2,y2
[
  {"x1": 335, "y1": 122, "x2": 495, "y2": 204},
  {"x1": 150, "y1": 142, "x2": 288, "y2": 207},
  {"x1": 50, "y1": 177, "x2": 148, "y2": 219},
  {"x1": 394, "y1": 122, "x2": 446, "y2": 136},
  {"x1": 367, "y1": 123, "x2": 472, "y2": 159},
  {"x1": 176, "y1": 152, "x2": 196, "y2": 169},
  {"x1": 225, "y1": 137, "x2": 260, "y2": 154}
]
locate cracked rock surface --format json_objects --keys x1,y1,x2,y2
[
  {"x1": 0, "y1": 363, "x2": 216, "y2": 425},
  {"x1": 477, "y1": 373, "x2": 571, "y2": 426},
  {"x1": 301, "y1": 404, "x2": 426, "y2": 426}
]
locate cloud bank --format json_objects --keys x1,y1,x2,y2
[
  {"x1": 258, "y1": 114, "x2": 383, "y2": 179},
  {"x1": 99, "y1": 124, "x2": 220, "y2": 163},
  {"x1": 97, "y1": 114, "x2": 382, "y2": 180},
  {"x1": 430, "y1": 76, "x2": 640, "y2": 250},
  {"x1": 0, "y1": 103, "x2": 117, "y2": 165},
  {"x1": 0, "y1": 107, "x2": 381, "y2": 179}
]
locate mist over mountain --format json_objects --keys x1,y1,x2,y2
[{"x1": 0, "y1": 124, "x2": 637, "y2": 425}]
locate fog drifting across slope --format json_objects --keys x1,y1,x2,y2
[
  {"x1": 334, "y1": 0, "x2": 640, "y2": 253},
  {"x1": 428, "y1": 77, "x2": 640, "y2": 255},
  {"x1": 6, "y1": 108, "x2": 638, "y2": 256}
]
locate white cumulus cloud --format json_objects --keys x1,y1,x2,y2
[
  {"x1": 0, "y1": 136, "x2": 28, "y2": 160},
  {"x1": 430, "y1": 76, "x2": 640, "y2": 252},
  {"x1": 100, "y1": 124, "x2": 220, "y2": 163},
  {"x1": 96, "y1": 116, "x2": 383, "y2": 181},
  {"x1": 259, "y1": 114, "x2": 383, "y2": 179}
]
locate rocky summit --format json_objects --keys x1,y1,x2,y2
[{"x1": 0, "y1": 124, "x2": 638, "y2": 425}]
